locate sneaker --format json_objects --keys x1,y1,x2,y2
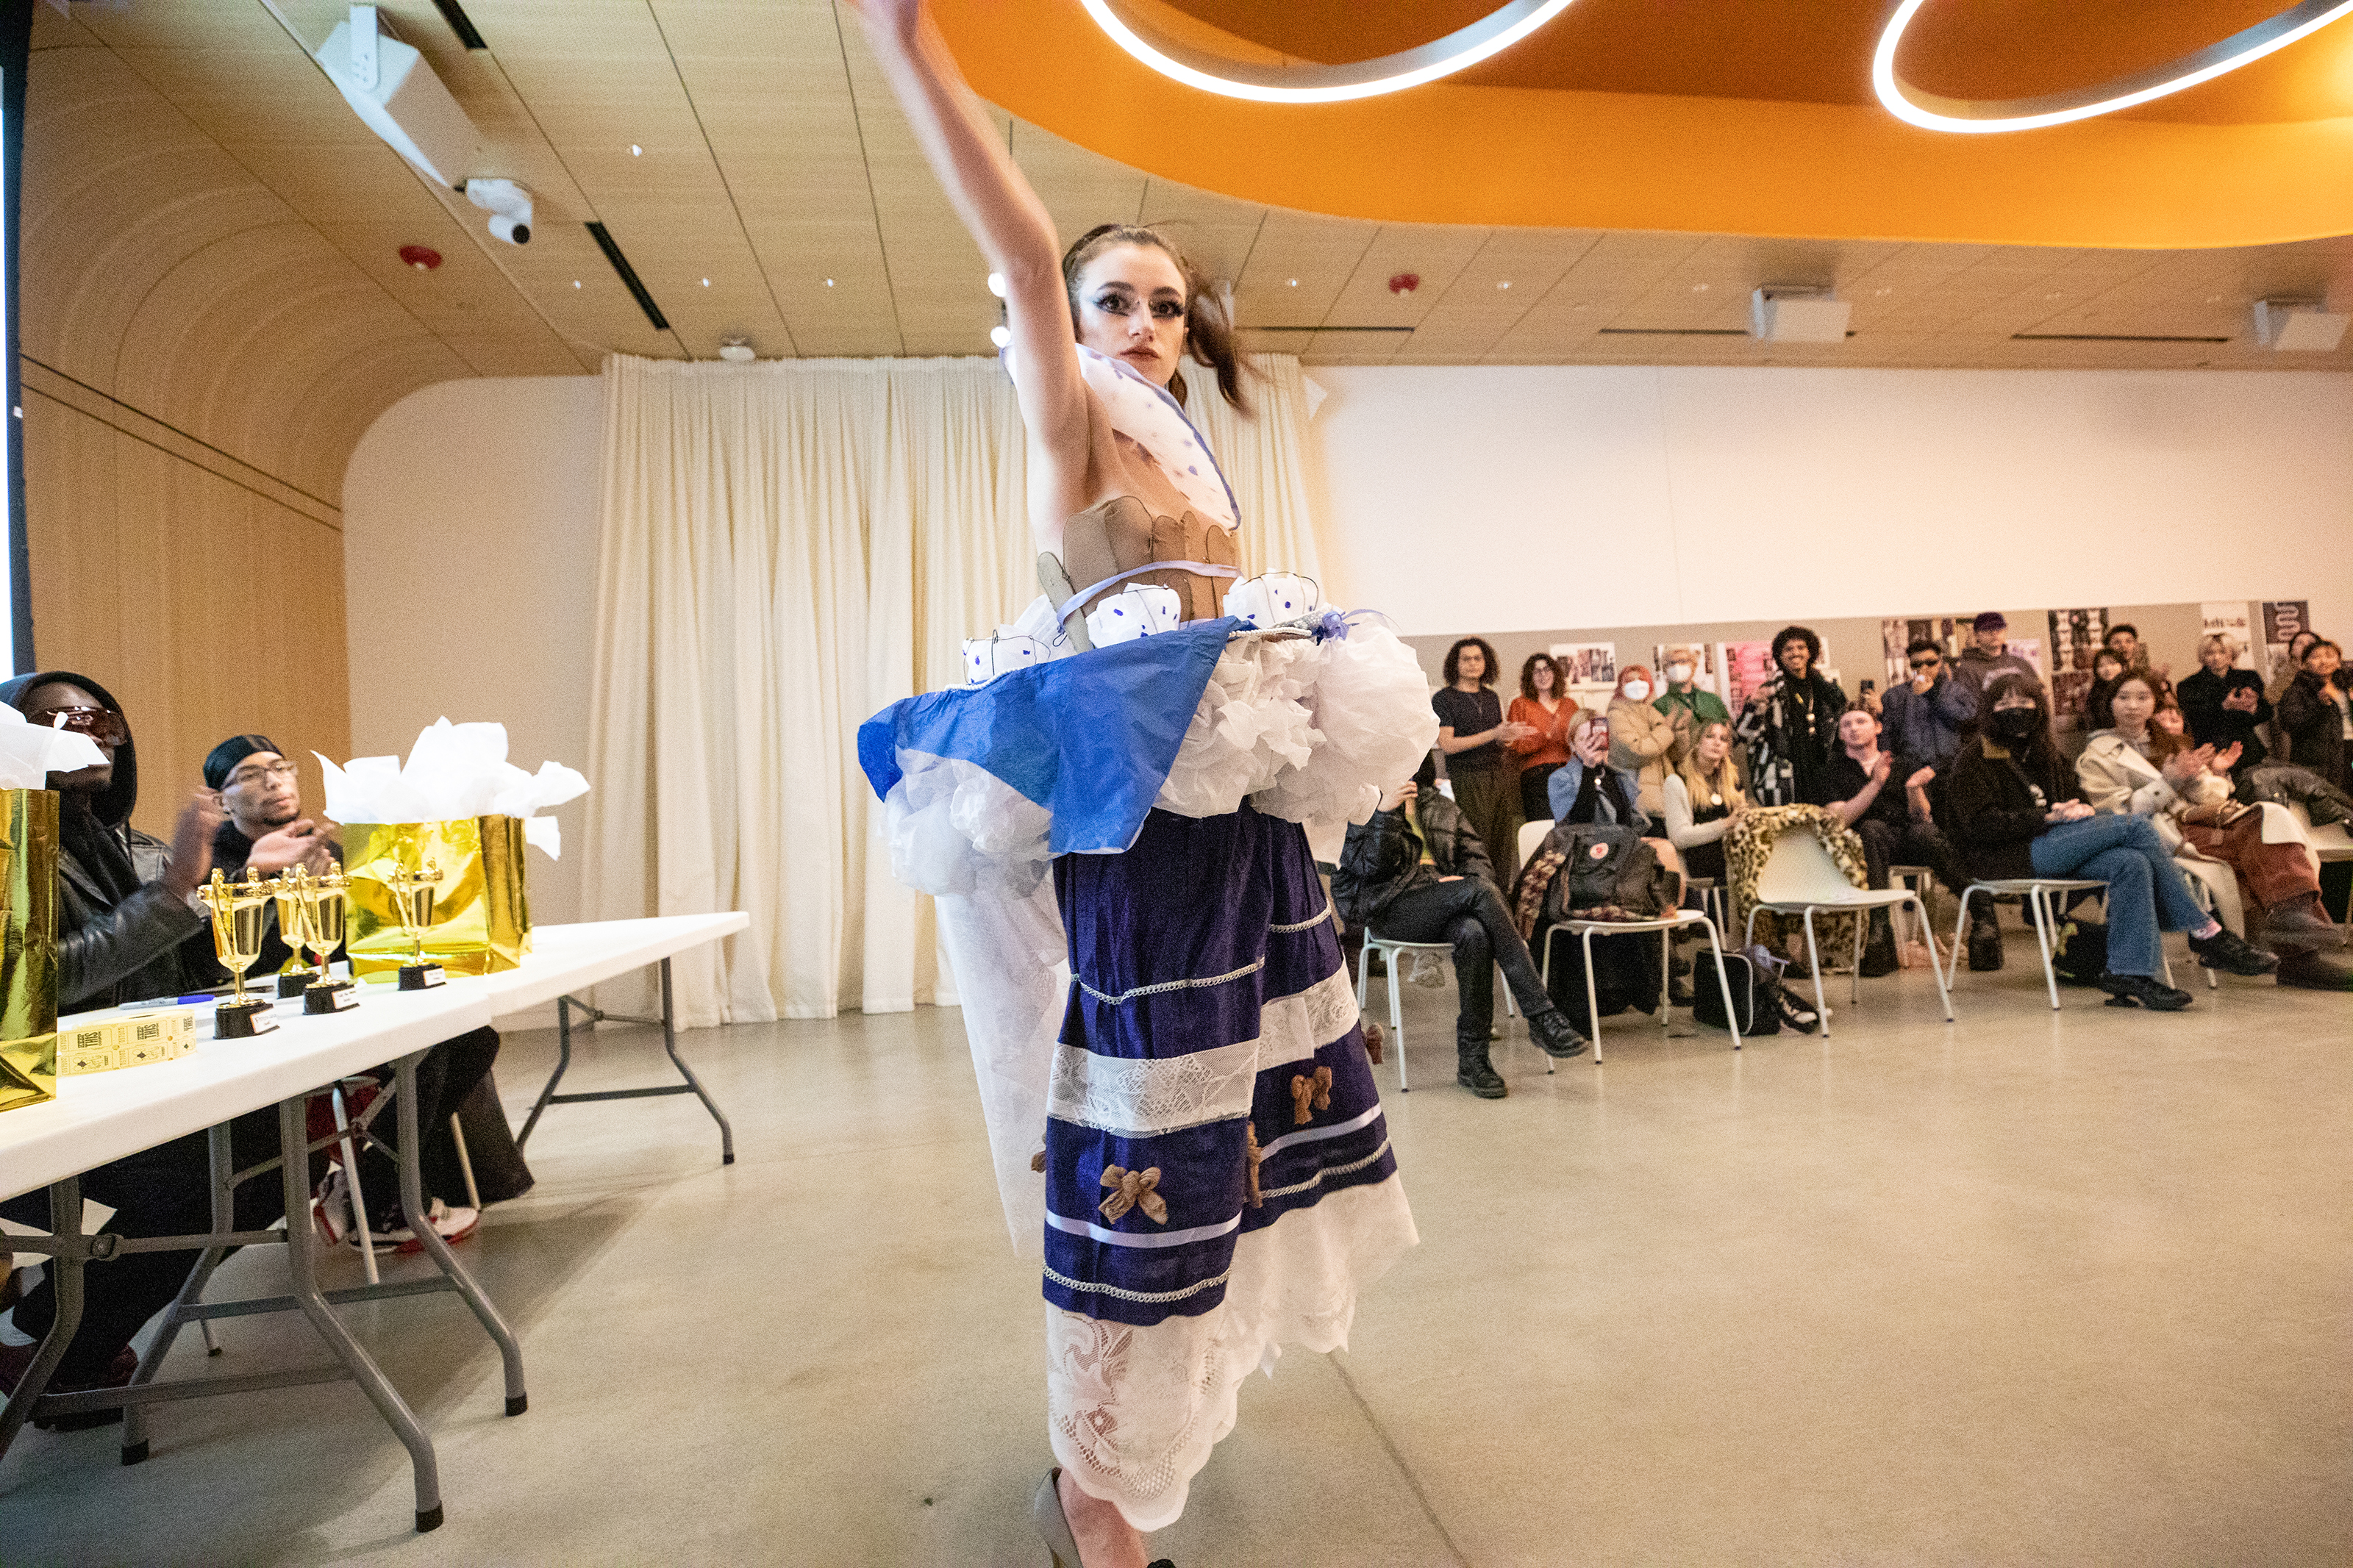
[
  {"x1": 2094, "y1": 971, "x2": 2193, "y2": 1011},
  {"x1": 358, "y1": 1200, "x2": 480, "y2": 1256},
  {"x1": 2187, "y1": 925, "x2": 2281, "y2": 976},
  {"x1": 312, "y1": 1165, "x2": 358, "y2": 1246}
]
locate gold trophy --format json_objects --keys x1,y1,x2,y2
[
  {"x1": 199, "y1": 868, "x2": 279, "y2": 1038},
  {"x1": 381, "y1": 859, "x2": 447, "y2": 989},
  {"x1": 271, "y1": 870, "x2": 315, "y2": 998},
  {"x1": 296, "y1": 864, "x2": 359, "y2": 1015}
]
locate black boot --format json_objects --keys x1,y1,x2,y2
[
  {"x1": 1967, "y1": 905, "x2": 2004, "y2": 972},
  {"x1": 1527, "y1": 1006, "x2": 1589, "y2": 1059},
  {"x1": 2276, "y1": 948, "x2": 2353, "y2": 990},
  {"x1": 2188, "y1": 924, "x2": 2280, "y2": 976},
  {"x1": 2094, "y1": 971, "x2": 2193, "y2": 1010},
  {"x1": 1455, "y1": 1034, "x2": 1507, "y2": 1098},
  {"x1": 1860, "y1": 914, "x2": 1899, "y2": 978}
]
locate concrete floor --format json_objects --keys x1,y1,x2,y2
[{"x1": 2, "y1": 941, "x2": 2349, "y2": 1567}]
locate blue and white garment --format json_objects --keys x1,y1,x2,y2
[{"x1": 858, "y1": 373, "x2": 1433, "y2": 1530}]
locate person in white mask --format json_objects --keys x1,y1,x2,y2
[
  {"x1": 1606, "y1": 664, "x2": 1681, "y2": 825},
  {"x1": 1654, "y1": 645, "x2": 1730, "y2": 739}
]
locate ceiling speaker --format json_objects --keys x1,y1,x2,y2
[
  {"x1": 2253, "y1": 299, "x2": 2349, "y2": 352},
  {"x1": 1752, "y1": 288, "x2": 1852, "y2": 343}
]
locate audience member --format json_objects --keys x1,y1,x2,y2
[
  {"x1": 2077, "y1": 673, "x2": 2339, "y2": 963},
  {"x1": 1606, "y1": 664, "x2": 1679, "y2": 827},
  {"x1": 1332, "y1": 754, "x2": 1588, "y2": 1098},
  {"x1": 1824, "y1": 704, "x2": 1958, "y2": 977},
  {"x1": 1951, "y1": 612, "x2": 2035, "y2": 713},
  {"x1": 198, "y1": 734, "x2": 337, "y2": 981},
  {"x1": 1877, "y1": 638, "x2": 1974, "y2": 768},
  {"x1": 1662, "y1": 719, "x2": 1745, "y2": 884},
  {"x1": 2177, "y1": 637, "x2": 2270, "y2": 770},
  {"x1": 1506, "y1": 653, "x2": 1578, "y2": 823},
  {"x1": 1942, "y1": 673, "x2": 2274, "y2": 1009},
  {"x1": 2082, "y1": 648, "x2": 2127, "y2": 732},
  {"x1": 1549, "y1": 712, "x2": 1643, "y2": 830},
  {"x1": 1432, "y1": 636, "x2": 1531, "y2": 889},
  {"x1": 2277, "y1": 637, "x2": 2352, "y2": 790},
  {"x1": 2104, "y1": 623, "x2": 2163, "y2": 678},
  {"x1": 1735, "y1": 625, "x2": 1846, "y2": 806},
  {"x1": 2265, "y1": 629, "x2": 2319, "y2": 709},
  {"x1": 1654, "y1": 646, "x2": 1730, "y2": 734}
]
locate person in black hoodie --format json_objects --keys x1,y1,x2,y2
[
  {"x1": 1941, "y1": 672, "x2": 2275, "y2": 1009},
  {"x1": 0, "y1": 670, "x2": 287, "y2": 1425}
]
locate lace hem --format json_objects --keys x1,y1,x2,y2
[{"x1": 1044, "y1": 1175, "x2": 1418, "y2": 1533}]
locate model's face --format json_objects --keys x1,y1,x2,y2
[
  {"x1": 1696, "y1": 725, "x2": 1731, "y2": 765},
  {"x1": 1455, "y1": 645, "x2": 1485, "y2": 683},
  {"x1": 22, "y1": 680, "x2": 117, "y2": 792},
  {"x1": 1777, "y1": 642, "x2": 1810, "y2": 678},
  {"x1": 1838, "y1": 709, "x2": 1879, "y2": 749},
  {"x1": 1975, "y1": 626, "x2": 2007, "y2": 655},
  {"x1": 2110, "y1": 679, "x2": 2157, "y2": 731},
  {"x1": 2202, "y1": 645, "x2": 2234, "y2": 676},
  {"x1": 221, "y1": 751, "x2": 300, "y2": 828},
  {"x1": 1072, "y1": 244, "x2": 1187, "y2": 389},
  {"x1": 2309, "y1": 645, "x2": 2342, "y2": 678}
]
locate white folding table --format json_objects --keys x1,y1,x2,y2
[{"x1": 0, "y1": 911, "x2": 746, "y2": 1533}]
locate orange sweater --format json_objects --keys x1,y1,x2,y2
[{"x1": 1506, "y1": 696, "x2": 1579, "y2": 773}]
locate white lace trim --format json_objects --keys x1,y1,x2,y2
[
  {"x1": 1046, "y1": 1175, "x2": 1418, "y2": 1533},
  {"x1": 1046, "y1": 968, "x2": 1362, "y2": 1136}
]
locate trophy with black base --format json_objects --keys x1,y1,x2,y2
[
  {"x1": 272, "y1": 870, "x2": 316, "y2": 998},
  {"x1": 199, "y1": 867, "x2": 279, "y2": 1038},
  {"x1": 382, "y1": 860, "x2": 447, "y2": 989},
  {"x1": 296, "y1": 864, "x2": 360, "y2": 1014}
]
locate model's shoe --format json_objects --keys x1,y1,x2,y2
[
  {"x1": 1455, "y1": 1037, "x2": 1508, "y2": 1098},
  {"x1": 1034, "y1": 1469, "x2": 1083, "y2": 1568},
  {"x1": 2188, "y1": 925, "x2": 2280, "y2": 975},
  {"x1": 313, "y1": 1164, "x2": 357, "y2": 1246},
  {"x1": 2094, "y1": 971, "x2": 2194, "y2": 1011},
  {"x1": 2275, "y1": 949, "x2": 2353, "y2": 990},
  {"x1": 1967, "y1": 910, "x2": 2004, "y2": 972},
  {"x1": 1860, "y1": 922, "x2": 1900, "y2": 978},
  {"x1": 2260, "y1": 894, "x2": 2345, "y2": 951},
  {"x1": 1527, "y1": 1006, "x2": 1590, "y2": 1060}
]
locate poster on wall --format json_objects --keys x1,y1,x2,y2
[
  {"x1": 2260, "y1": 600, "x2": 2312, "y2": 679},
  {"x1": 1881, "y1": 617, "x2": 1963, "y2": 684},
  {"x1": 2200, "y1": 602, "x2": 2257, "y2": 668},
  {"x1": 1548, "y1": 641, "x2": 1618, "y2": 699},
  {"x1": 1651, "y1": 642, "x2": 1724, "y2": 703},
  {"x1": 2046, "y1": 607, "x2": 2107, "y2": 729},
  {"x1": 1719, "y1": 640, "x2": 1777, "y2": 714}
]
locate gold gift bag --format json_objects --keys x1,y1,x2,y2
[
  {"x1": 345, "y1": 815, "x2": 533, "y2": 981},
  {"x1": 0, "y1": 790, "x2": 60, "y2": 1114}
]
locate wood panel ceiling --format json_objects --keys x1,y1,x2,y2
[{"x1": 25, "y1": 0, "x2": 2353, "y2": 504}]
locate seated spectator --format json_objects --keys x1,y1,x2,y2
[
  {"x1": 2177, "y1": 636, "x2": 2271, "y2": 770},
  {"x1": 1878, "y1": 638, "x2": 1974, "y2": 770},
  {"x1": 1605, "y1": 665, "x2": 1678, "y2": 828},
  {"x1": 1432, "y1": 636, "x2": 1532, "y2": 889},
  {"x1": 1943, "y1": 673, "x2": 2276, "y2": 1009},
  {"x1": 1654, "y1": 646, "x2": 1730, "y2": 737},
  {"x1": 199, "y1": 734, "x2": 338, "y2": 982},
  {"x1": 1661, "y1": 720, "x2": 1746, "y2": 886},
  {"x1": 1735, "y1": 625, "x2": 1846, "y2": 806},
  {"x1": 2277, "y1": 637, "x2": 2352, "y2": 790},
  {"x1": 1824, "y1": 704, "x2": 1960, "y2": 977},
  {"x1": 2266, "y1": 629, "x2": 2320, "y2": 710},
  {"x1": 2079, "y1": 673, "x2": 2338, "y2": 962},
  {"x1": 1542, "y1": 712, "x2": 1683, "y2": 1023},
  {"x1": 2082, "y1": 648, "x2": 2128, "y2": 731},
  {"x1": 1332, "y1": 755, "x2": 1588, "y2": 1098},
  {"x1": 1951, "y1": 612, "x2": 2035, "y2": 714},
  {"x1": 1506, "y1": 653, "x2": 1579, "y2": 824}
]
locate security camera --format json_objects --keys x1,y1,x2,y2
[{"x1": 464, "y1": 178, "x2": 532, "y2": 246}]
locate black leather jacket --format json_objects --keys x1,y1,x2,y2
[{"x1": 1332, "y1": 792, "x2": 1495, "y2": 926}]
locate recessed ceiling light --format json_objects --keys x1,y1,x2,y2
[
  {"x1": 1693, "y1": 283, "x2": 1710, "y2": 292},
  {"x1": 572, "y1": 279, "x2": 582, "y2": 289},
  {"x1": 2045, "y1": 291, "x2": 2063, "y2": 298},
  {"x1": 630, "y1": 144, "x2": 643, "y2": 156},
  {"x1": 701, "y1": 278, "x2": 711, "y2": 287},
  {"x1": 1287, "y1": 279, "x2": 1299, "y2": 287},
  {"x1": 990, "y1": 324, "x2": 1011, "y2": 348},
  {"x1": 1874, "y1": 287, "x2": 1892, "y2": 296},
  {"x1": 987, "y1": 272, "x2": 1007, "y2": 298},
  {"x1": 1496, "y1": 280, "x2": 1511, "y2": 290},
  {"x1": 824, "y1": 278, "x2": 835, "y2": 287}
]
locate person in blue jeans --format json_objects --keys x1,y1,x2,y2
[{"x1": 1942, "y1": 673, "x2": 2277, "y2": 1008}]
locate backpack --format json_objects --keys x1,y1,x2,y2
[
  {"x1": 2049, "y1": 917, "x2": 2110, "y2": 986},
  {"x1": 1532, "y1": 824, "x2": 1679, "y2": 924},
  {"x1": 1690, "y1": 951, "x2": 1781, "y2": 1036}
]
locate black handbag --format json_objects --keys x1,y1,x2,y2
[{"x1": 1690, "y1": 952, "x2": 1782, "y2": 1036}]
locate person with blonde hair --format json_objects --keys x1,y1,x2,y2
[
  {"x1": 1661, "y1": 718, "x2": 1746, "y2": 885},
  {"x1": 2177, "y1": 633, "x2": 2271, "y2": 772}
]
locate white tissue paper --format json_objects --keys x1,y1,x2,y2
[
  {"x1": 0, "y1": 706, "x2": 108, "y2": 790},
  {"x1": 963, "y1": 631, "x2": 1051, "y2": 688},
  {"x1": 1085, "y1": 583, "x2": 1184, "y2": 648},
  {"x1": 1223, "y1": 572, "x2": 1321, "y2": 628},
  {"x1": 317, "y1": 718, "x2": 590, "y2": 857}
]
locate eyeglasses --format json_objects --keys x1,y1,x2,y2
[
  {"x1": 226, "y1": 761, "x2": 298, "y2": 788},
  {"x1": 1908, "y1": 657, "x2": 1940, "y2": 670},
  {"x1": 26, "y1": 706, "x2": 126, "y2": 746}
]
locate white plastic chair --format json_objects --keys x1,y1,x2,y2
[
  {"x1": 1537, "y1": 909, "x2": 1741, "y2": 1062},
  {"x1": 1887, "y1": 864, "x2": 1937, "y2": 968},
  {"x1": 1515, "y1": 817, "x2": 1554, "y2": 867},
  {"x1": 1741, "y1": 827, "x2": 1955, "y2": 1037},
  {"x1": 1354, "y1": 934, "x2": 1514, "y2": 1092},
  {"x1": 1943, "y1": 878, "x2": 2107, "y2": 1010}
]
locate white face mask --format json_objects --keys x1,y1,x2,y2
[
  {"x1": 1621, "y1": 681, "x2": 1651, "y2": 703},
  {"x1": 1666, "y1": 664, "x2": 1692, "y2": 684}
]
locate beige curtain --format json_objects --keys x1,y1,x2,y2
[{"x1": 582, "y1": 350, "x2": 1325, "y2": 1025}]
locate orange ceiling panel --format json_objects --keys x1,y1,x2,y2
[{"x1": 934, "y1": 0, "x2": 2353, "y2": 248}]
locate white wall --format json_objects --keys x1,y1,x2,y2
[
  {"x1": 1310, "y1": 366, "x2": 2353, "y2": 640},
  {"x1": 342, "y1": 376, "x2": 603, "y2": 929}
]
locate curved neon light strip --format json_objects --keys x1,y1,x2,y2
[
  {"x1": 1076, "y1": 0, "x2": 1579, "y2": 104},
  {"x1": 1874, "y1": 0, "x2": 2353, "y2": 133}
]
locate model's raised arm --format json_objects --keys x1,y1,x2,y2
[{"x1": 852, "y1": 1, "x2": 1087, "y2": 462}]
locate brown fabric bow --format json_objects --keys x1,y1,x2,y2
[
  {"x1": 1098, "y1": 1164, "x2": 1168, "y2": 1225},
  {"x1": 1360, "y1": 1021, "x2": 1384, "y2": 1065},
  {"x1": 1290, "y1": 1066, "x2": 1333, "y2": 1125},
  {"x1": 1243, "y1": 1123, "x2": 1264, "y2": 1209}
]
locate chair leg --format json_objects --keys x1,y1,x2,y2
[
  {"x1": 1501, "y1": 964, "x2": 1516, "y2": 1020},
  {"x1": 449, "y1": 1114, "x2": 482, "y2": 1211},
  {"x1": 1801, "y1": 909, "x2": 1830, "y2": 1037},
  {"x1": 330, "y1": 1085, "x2": 381, "y2": 1288},
  {"x1": 2027, "y1": 889, "x2": 2062, "y2": 1011},
  {"x1": 1385, "y1": 949, "x2": 1409, "y2": 1093},
  {"x1": 1582, "y1": 928, "x2": 1604, "y2": 1065},
  {"x1": 1354, "y1": 939, "x2": 1372, "y2": 1011},
  {"x1": 1912, "y1": 895, "x2": 1956, "y2": 1021},
  {"x1": 1849, "y1": 908, "x2": 1863, "y2": 1008},
  {"x1": 1699, "y1": 917, "x2": 1741, "y2": 1049},
  {"x1": 1658, "y1": 930, "x2": 1671, "y2": 1032}
]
